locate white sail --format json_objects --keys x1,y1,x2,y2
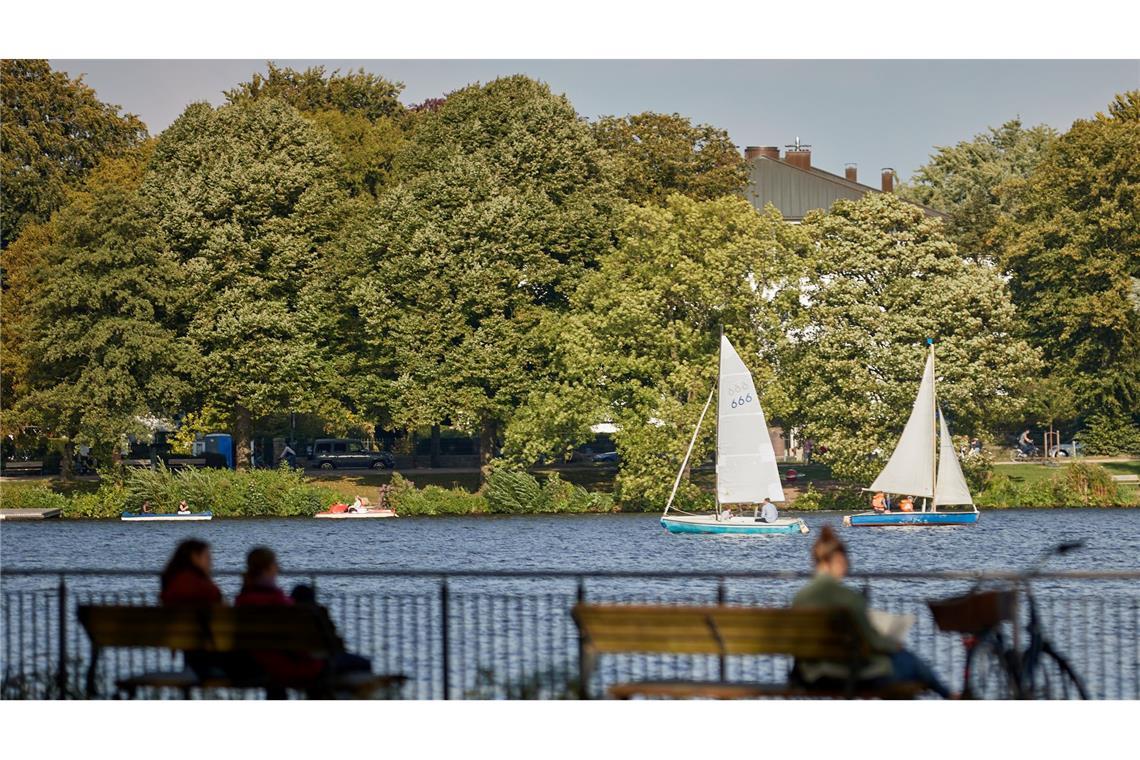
[
  {"x1": 869, "y1": 349, "x2": 936, "y2": 498},
  {"x1": 934, "y1": 409, "x2": 973, "y2": 507},
  {"x1": 716, "y1": 336, "x2": 785, "y2": 504}
]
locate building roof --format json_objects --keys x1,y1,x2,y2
[{"x1": 744, "y1": 156, "x2": 948, "y2": 222}]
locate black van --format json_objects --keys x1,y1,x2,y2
[{"x1": 309, "y1": 439, "x2": 395, "y2": 470}]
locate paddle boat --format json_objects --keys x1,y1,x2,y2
[
  {"x1": 845, "y1": 341, "x2": 979, "y2": 528},
  {"x1": 315, "y1": 499, "x2": 397, "y2": 519},
  {"x1": 121, "y1": 511, "x2": 213, "y2": 522},
  {"x1": 660, "y1": 335, "x2": 809, "y2": 536}
]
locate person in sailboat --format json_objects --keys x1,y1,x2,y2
[
  {"x1": 870, "y1": 492, "x2": 888, "y2": 513},
  {"x1": 755, "y1": 498, "x2": 778, "y2": 523},
  {"x1": 792, "y1": 525, "x2": 954, "y2": 698},
  {"x1": 720, "y1": 506, "x2": 734, "y2": 521},
  {"x1": 897, "y1": 495, "x2": 915, "y2": 513}
]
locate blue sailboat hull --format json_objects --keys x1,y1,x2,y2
[
  {"x1": 846, "y1": 511, "x2": 978, "y2": 527},
  {"x1": 661, "y1": 516, "x2": 808, "y2": 535}
]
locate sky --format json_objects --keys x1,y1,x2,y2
[{"x1": 52, "y1": 59, "x2": 1139, "y2": 181}]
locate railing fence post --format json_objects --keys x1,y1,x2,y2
[
  {"x1": 57, "y1": 575, "x2": 67, "y2": 699},
  {"x1": 576, "y1": 577, "x2": 587, "y2": 700},
  {"x1": 440, "y1": 578, "x2": 450, "y2": 700},
  {"x1": 717, "y1": 578, "x2": 727, "y2": 682}
]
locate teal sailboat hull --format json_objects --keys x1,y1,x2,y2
[{"x1": 661, "y1": 515, "x2": 809, "y2": 535}]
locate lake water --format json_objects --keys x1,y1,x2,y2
[{"x1": 2, "y1": 510, "x2": 1137, "y2": 699}]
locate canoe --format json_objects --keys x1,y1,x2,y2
[
  {"x1": 315, "y1": 509, "x2": 397, "y2": 519},
  {"x1": 844, "y1": 511, "x2": 979, "y2": 527},
  {"x1": 121, "y1": 512, "x2": 213, "y2": 522},
  {"x1": 661, "y1": 515, "x2": 809, "y2": 535}
]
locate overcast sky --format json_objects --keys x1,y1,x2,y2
[{"x1": 52, "y1": 59, "x2": 1139, "y2": 181}]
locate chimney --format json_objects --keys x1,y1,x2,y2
[
  {"x1": 745, "y1": 146, "x2": 780, "y2": 161},
  {"x1": 881, "y1": 168, "x2": 895, "y2": 193},
  {"x1": 845, "y1": 163, "x2": 858, "y2": 183},
  {"x1": 783, "y1": 137, "x2": 811, "y2": 170}
]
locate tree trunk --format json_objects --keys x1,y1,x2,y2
[
  {"x1": 234, "y1": 404, "x2": 252, "y2": 471},
  {"x1": 430, "y1": 424, "x2": 441, "y2": 469},
  {"x1": 59, "y1": 440, "x2": 75, "y2": 483},
  {"x1": 479, "y1": 418, "x2": 497, "y2": 485}
]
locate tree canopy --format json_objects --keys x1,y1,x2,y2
[
  {"x1": 224, "y1": 63, "x2": 405, "y2": 122},
  {"x1": 593, "y1": 112, "x2": 749, "y2": 205},
  {"x1": 777, "y1": 193, "x2": 1040, "y2": 482},
  {"x1": 139, "y1": 98, "x2": 346, "y2": 467},
  {"x1": 999, "y1": 91, "x2": 1140, "y2": 422},
  {"x1": 507, "y1": 194, "x2": 794, "y2": 508},
  {"x1": 897, "y1": 119, "x2": 1056, "y2": 262},
  {"x1": 1, "y1": 59, "x2": 147, "y2": 248},
  {"x1": 351, "y1": 76, "x2": 619, "y2": 473},
  {"x1": 3, "y1": 144, "x2": 191, "y2": 472}
]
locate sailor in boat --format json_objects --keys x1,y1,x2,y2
[
  {"x1": 755, "y1": 497, "x2": 778, "y2": 523},
  {"x1": 178, "y1": 500, "x2": 191, "y2": 515},
  {"x1": 720, "y1": 506, "x2": 734, "y2": 521},
  {"x1": 897, "y1": 496, "x2": 915, "y2": 513},
  {"x1": 871, "y1": 492, "x2": 888, "y2": 513}
]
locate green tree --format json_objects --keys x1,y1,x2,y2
[
  {"x1": 3, "y1": 145, "x2": 191, "y2": 477},
  {"x1": 507, "y1": 194, "x2": 795, "y2": 509},
  {"x1": 593, "y1": 112, "x2": 749, "y2": 205},
  {"x1": 897, "y1": 119, "x2": 1056, "y2": 261},
  {"x1": 779, "y1": 193, "x2": 1040, "y2": 483},
  {"x1": 139, "y1": 99, "x2": 345, "y2": 468},
  {"x1": 352, "y1": 76, "x2": 618, "y2": 476},
  {"x1": 1, "y1": 59, "x2": 147, "y2": 248},
  {"x1": 999, "y1": 92, "x2": 1140, "y2": 422},
  {"x1": 225, "y1": 64, "x2": 407, "y2": 199}
]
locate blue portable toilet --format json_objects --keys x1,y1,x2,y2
[{"x1": 204, "y1": 433, "x2": 234, "y2": 469}]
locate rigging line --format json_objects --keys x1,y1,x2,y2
[{"x1": 663, "y1": 386, "x2": 716, "y2": 517}]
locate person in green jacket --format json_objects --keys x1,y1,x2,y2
[{"x1": 791, "y1": 524, "x2": 953, "y2": 698}]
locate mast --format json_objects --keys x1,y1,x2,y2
[
  {"x1": 714, "y1": 327, "x2": 723, "y2": 521},
  {"x1": 929, "y1": 339, "x2": 937, "y2": 513}
]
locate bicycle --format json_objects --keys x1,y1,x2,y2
[
  {"x1": 1008, "y1": 443, "x2": 1042, "y2": 461},
  {"x1": 929, "y1": 541, "x2": 1089, "y2": 699}
]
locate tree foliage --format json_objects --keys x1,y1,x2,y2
[
  {"x1": 999, "y1": 92, "x2": 1140, "y2": 422},
  {"x1": 351, "y1": 76, "x2": 618, "y2": 471},
  {"x1": 897, "y1": 119, "x2": 1056, "y2": 261},
  {"x1": 139, "y1": 99, "x2": 346, "y2": 467},
  {"x1": 1, "y1": 59, "x2": 147, "y2": 248},
  {"x1": 3, "y1": 145, "x2": 191, "y2": 471},
  {"x1": 777, "y1": 193, "x2": 1040, "y2": 482},
  {"x1": 224, "y1": 63, "x2": 405, "y2": 122},
  {"x1": 507, "y1": 194, "x2": 794, "y2": 508},
  {"x1": 593, "y1": 112, "x2": 749, "y2": 205}
]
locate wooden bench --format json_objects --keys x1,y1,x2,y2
[
  {"x1": 1110, "y1": 474, "x2": 1138, "y2": 484},
  {"x1": 78, "y1": 605, "x2": 406, "y2": 699},
  {"x1": 572, "y1": 603, "x2": 924, "y2": 700},
  {"x1": 166, "y1": 457, "x2": 207, "y2": 469},
  {"x1": 1, "y1": 460, "x2": 44, "y2": 475}
]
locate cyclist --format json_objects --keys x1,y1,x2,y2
[{"x1": 1018, "y1": 429, "x2": 1034, "y2": 456}]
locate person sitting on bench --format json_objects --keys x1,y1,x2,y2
[
  {"x1": 236, "y1": 547, "x2": 371, "y2": 691},
  {"x1": 791, "y1": 526, "x2": 953, "y2": 698}
]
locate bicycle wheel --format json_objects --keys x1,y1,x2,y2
[
  {"x1": 965, "y1": 638, "x2": 1018, "y2": 699},
  {"x1": 1026, "y1": 647, "x2": 1089, "y2": 700}
]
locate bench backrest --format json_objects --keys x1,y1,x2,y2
[
  {"x1": 572, "y1": 604, "x2": 869, "y2": 660},
  {"x1": 78, "y1": 605, "x2": 340, "y2": 656}
]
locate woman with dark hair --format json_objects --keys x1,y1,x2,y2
[
  {"x1": 160, "y1": 539, "x2": 221, "y2": 606},
  {"x1": 792, "y1": 525, "x2": 953, "y2": 698},
  {"x1": 235, "y1": 547, "x2": 370, "y2": 693}
]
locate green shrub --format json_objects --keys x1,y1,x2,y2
[
  {"x1": 387, "y1": 474, "x2": 488, "y2": 516},
  {"x1": 0, "y1": 483, "x2": 69, "y2": 512},
  {"x1": 791, "y1": 483, "x2": 867, "y2": 511},
  {"x1": 1079, "y1": 414, "x2": 1140, "y2": 456},
  {"x1": 976, "y1": 463, "x2": 1130, "y2": 507},
  {"x1": 484, "y1": 469, "x2": 616, "y2": 514}
]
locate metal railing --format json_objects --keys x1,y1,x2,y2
[{"x1": 2, "y1": 568, "x2": 1137, "y2": 699}]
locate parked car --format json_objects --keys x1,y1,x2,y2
[
  {"x1": 592, "y1": 451, "x2": 620, "y2": 463},
  {"x1": 1049, "y1": 440, "x2": 1085, "y2": 458},
  {"x1": 310, "y1": 439, "x2": 395, "y2": 470}
]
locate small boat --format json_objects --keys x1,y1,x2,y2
[
  {"x1": 121, "y1": 511, "x2": 213, "y2": 522},
  {"x1": 845, "y1": 341, "x2": 978, "y2": 528},
  {"x1": 661, "y1": 335, "x2": 809, "y2": 536},
  {"x1": 315, "y1": 501, "x2": 397, "y2": 519},
  {"x1": 314, "y1": 508, "x2": 397, "y2": 519}
]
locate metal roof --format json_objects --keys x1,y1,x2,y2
[{"x1": 743, "y1": 157, "x2": 947, "y2": 222}]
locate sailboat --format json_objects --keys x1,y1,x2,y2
[
  {"x1": 661, "y1": 336, "x2": 809, "y2": 536},
  {"x1": 845, "y1": 341, "x2": 979, "y2": 527}
]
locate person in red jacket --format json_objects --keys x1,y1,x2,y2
[{"x1": 160, "y1": 539, "x2": 221, "y2": 606}]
